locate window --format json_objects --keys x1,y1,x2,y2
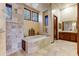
[
  {"x1": 45, "y1": 15, "x2": 48, "y2": 26},
  {"x1": 32, "y1": 12, "x2": 39, "y2": 22},
  {"x1": 44, "y1": 15, "x2": 48, "y2": 33},
  {"x1": 6, "y1": 3, "x2": 12, "y2": 20},
  {"x1": 24, "y1": 8, "x2": 31, "y2": 20}
]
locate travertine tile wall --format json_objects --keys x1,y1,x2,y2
[
  {"x1": 24, "y1": 20, "x2": 40, "y2": 36},
  {"x1": 23, "y1": 4, "x2": 40, "y2": 36},
  {"x1": 0, "y1": 3, "x2": 24, "y2": 56},
  {"x1": 0, "y1": 3, "x2": 6, "y2": 56},
  {"x1": 6, "y1": 4, "x2": 24, "y2": 55}
]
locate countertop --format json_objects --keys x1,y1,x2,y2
[{"x1": 59, "y1": 31, "x2": 77, "y2": 33}]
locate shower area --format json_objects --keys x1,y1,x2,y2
[{"x1": 5, "y1": 3, "x2": 24, "y2": 55}]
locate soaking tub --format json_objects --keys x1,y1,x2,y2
[{"x1": 24, "y1": 35, "x2": 51, "y2": 54}]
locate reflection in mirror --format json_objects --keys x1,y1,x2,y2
[{"x1": 63, "y1": 21, "x2": 76, "y2": 32}]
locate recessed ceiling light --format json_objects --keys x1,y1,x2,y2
[{"x1": 32, "y1": 3, "x2": 39, "y2": 8}]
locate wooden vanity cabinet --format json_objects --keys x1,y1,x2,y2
[
  {"x1": 59, "y1": 32, "x2": 77, "y2": 42},
  {"x1": 59, "y1": 32, "x2": 64, "y2": 40},
  {"x1": 70, "y1": 33, "x2": 77, "y2": 42},
  {"x1": 64, "y1": 32, "x2": 70, "y2": 41}
]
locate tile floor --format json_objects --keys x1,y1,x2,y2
[{"x1": 10, "y1": 40, "x2": 77, "y2": 56}]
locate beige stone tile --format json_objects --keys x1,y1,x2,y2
[{"x1": 10, "y1": 40, "x2": 77, "y2": 56}]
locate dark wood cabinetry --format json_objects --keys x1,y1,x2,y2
[
  {"x1": 71, "y1": 33, "x2": 77, "y2": 42},
  {"x1": 59, "y1": 32, "x2": 77, "y2": 42},
  {"x1": 77, "y1": 4, "x2": 79, "y2": 55},
  {"x1": 59, "y1": 32, "x2": 64, "y2": 40}
]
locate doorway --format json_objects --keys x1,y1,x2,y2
[{"x1": 53, "y1": 15, "x2": 58, "y2": 40}]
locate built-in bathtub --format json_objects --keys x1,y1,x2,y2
[{"x1": 24, "y1": 35, "x2": 51, "y2": 54}]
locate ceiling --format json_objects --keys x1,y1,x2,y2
[
  {"x1": 51, "y1": 3, "x2": 77, "y2": 9},
  {"x1": 25, "y1": 3, "x2": 50, "y2": 11},
  {"x1": 25, "y1": 3, "x2": 77, "y2": 11}
]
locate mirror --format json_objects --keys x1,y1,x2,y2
[{"x1": 63, "y1": 21, "x2": 76, "y2": 31}]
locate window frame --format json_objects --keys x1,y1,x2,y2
[
  {"x1": 6, "y1": 3, "x2": 12, "y2": 20},
  {"x1": 24, "y1": 8, "x2": 31, "y2": 20},
  {"x1": 32, "y1": 11, "x2": 39, "y2": 22}
]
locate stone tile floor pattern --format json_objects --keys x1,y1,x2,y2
[{"x1": 10, "y1": 40, "x2": 77, "y2": 56}]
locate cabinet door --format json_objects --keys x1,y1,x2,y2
[
  {"x1": 59, "y1": 32, "x2": 63, "y2": 40},
  {"x1": 63, "y1": 33, "x2": 70, "y2": 41},
  {"x1": 71, "y1": 33, "x2": 77, "y2": 42}
]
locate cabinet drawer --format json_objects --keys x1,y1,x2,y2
[{"x1": 71, "y1": 33, "x2": 77, "y2": 42}]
